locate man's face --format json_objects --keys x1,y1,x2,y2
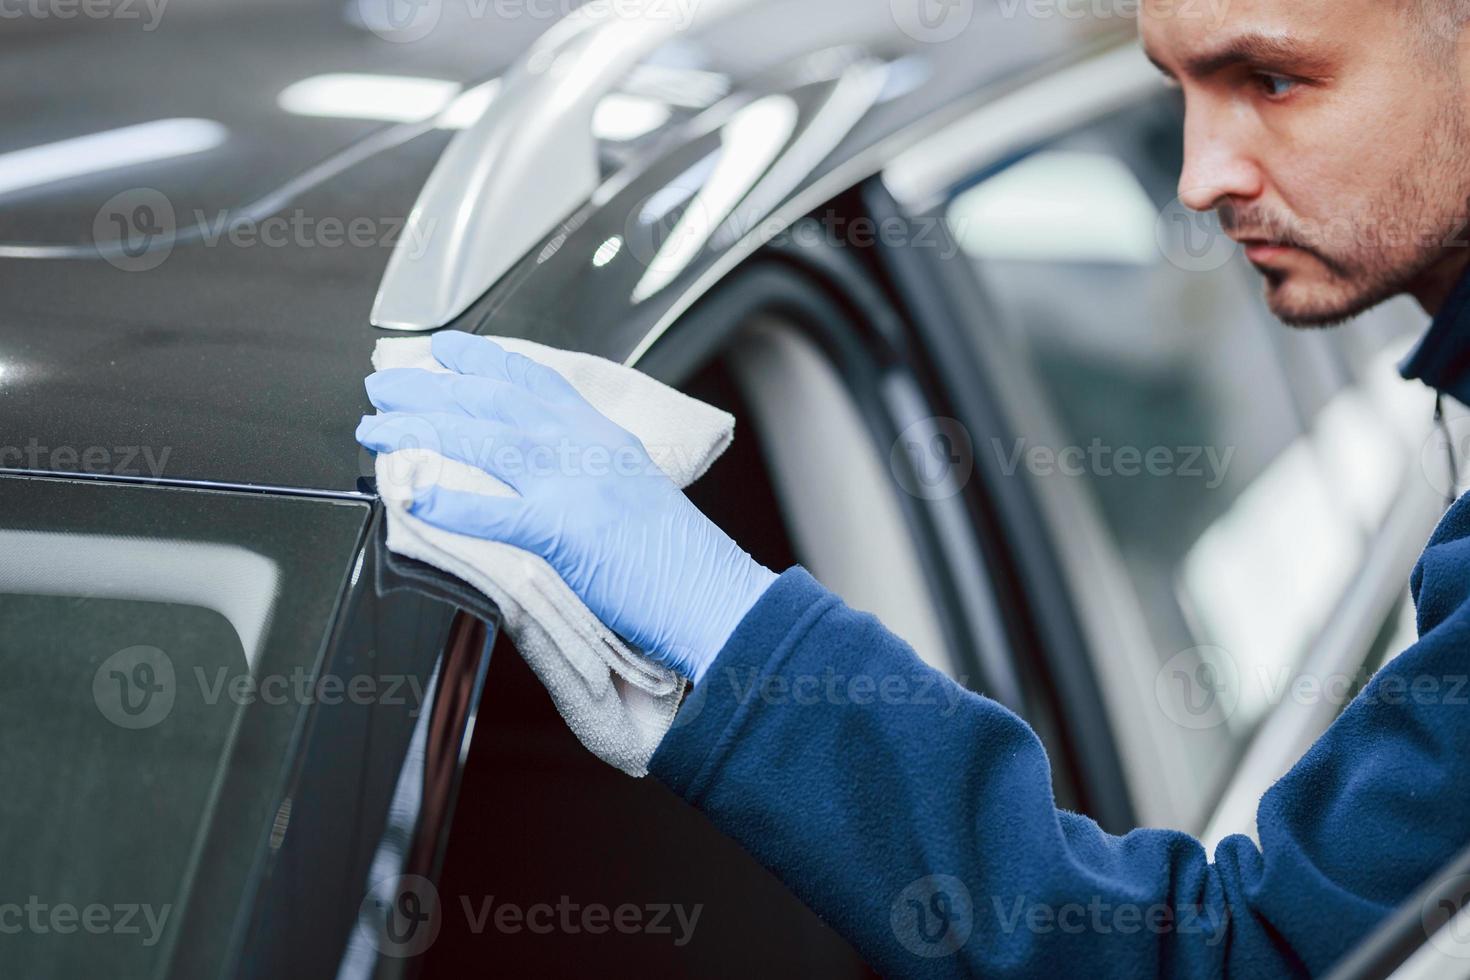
[{"x1": 1141, "y1": 0, "x2": 1470, "y2": 324}]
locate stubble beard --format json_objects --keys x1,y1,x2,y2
[{"x1": 1261, "y1": 99, "x2": 1470, "y2": 328}]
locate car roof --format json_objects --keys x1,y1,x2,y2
[{"x1": 0, "y1": 0, "x2": 1123, "y2": 495}]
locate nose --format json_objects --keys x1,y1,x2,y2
[{"x1": 1176, "y1": 105, "x2": 1263, "y2": 212}]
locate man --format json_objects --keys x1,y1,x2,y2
[{"x1": 356, "y1": 0, "x2": 1470, "y2": 973}]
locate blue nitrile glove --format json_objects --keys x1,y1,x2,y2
[{"x1": 355, "y1": 331, "x2": 777, "y2": 685}]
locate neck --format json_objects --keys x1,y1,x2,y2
[{"x1": 1410, "y1": 248, "x2": 1470, "y2": 316}]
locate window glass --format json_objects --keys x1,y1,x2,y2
[
  {"x1": 945, "y1": 95, "x2": 1425, "y2": 813},
  {"x1": 0, "y1": 476, "x2": 367, "y2": 979}
]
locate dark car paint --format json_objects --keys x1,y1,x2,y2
[
  {"x1": 0, "y1": 129, "x2": 449, "y2": 494},
  {"x1": 0, "y1": 3, "x2": 1139, "y2": 977},
  {"x1": 0, "y1": 0, "x2": 547, "y2": 247},
  {"x1": 0, "y1": 0, "x2": 1115, "y2": 494},
  {"x1": 230, "y1": 514, "x2": 480, "y2": 980}
]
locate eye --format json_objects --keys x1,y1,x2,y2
[{"x1": 1255, "y1": 73, "x2": 1299, "y2": 99}]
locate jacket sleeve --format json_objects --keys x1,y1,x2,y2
[{"x1": 648, "y1": 499, "x2": 1470, "y2": 978}]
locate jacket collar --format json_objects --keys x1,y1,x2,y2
[{"x1": 1401, "y1": 264, "x2": 1470, "y2": 405}]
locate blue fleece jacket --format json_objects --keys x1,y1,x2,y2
[{"x1": 650, "y1": 302, "x2": 1470, "y2": 976}]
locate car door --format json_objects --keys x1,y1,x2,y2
[{"x1": 422, "y1": 229, "x2": 1067, "y2": 976}]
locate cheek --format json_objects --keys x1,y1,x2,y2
[
  {"x1": 1264, "y1": 94, "x2": 1431, "y2": 223},
  {"x1": 1260, "y1": 157, "x2": 1344, "y2": 231}
]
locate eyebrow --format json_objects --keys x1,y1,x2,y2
[{"x1": 1143, "y1": 32, "x2": 1335, "y2": 80}]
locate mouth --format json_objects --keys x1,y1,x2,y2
[{"x1": 1234, "y1": 237, "x2": 1298, "y2": 264}]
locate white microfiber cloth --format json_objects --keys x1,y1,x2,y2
[{"x1": 370, "y1": 336, "x2": 734, "y2": 776}]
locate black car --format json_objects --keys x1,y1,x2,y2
[{"x1": 2, "y1": 1, "x2": 1466, "y2": 976}]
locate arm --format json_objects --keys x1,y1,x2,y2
[
  {"x1": 655, "y1": 565, "x2": 1254, "y2": 978},
  {"x1": 652, "y1": 508, "x2": 1470, "y2": 977},
  {"x1": 357, "y1": 332, "x2": 1470, "y2": 977}
]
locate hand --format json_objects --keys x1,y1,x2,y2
[{"x1": 355, "y1": 331, "x2": 777, "y2": 684}]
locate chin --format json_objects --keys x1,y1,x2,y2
[{"x1": 1262, "y1": 272, "x2": 1385, "y2": 329}]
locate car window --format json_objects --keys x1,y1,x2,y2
[
  {"x1": 723, "y1": 316, "x2": 956, "y2": 679},
  {"x1": 0, "y1": 476, "x2": 367, "y2": 979},
  {"x1": 943, "y1": 94, "x2": 1429, "y2": 822}
]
